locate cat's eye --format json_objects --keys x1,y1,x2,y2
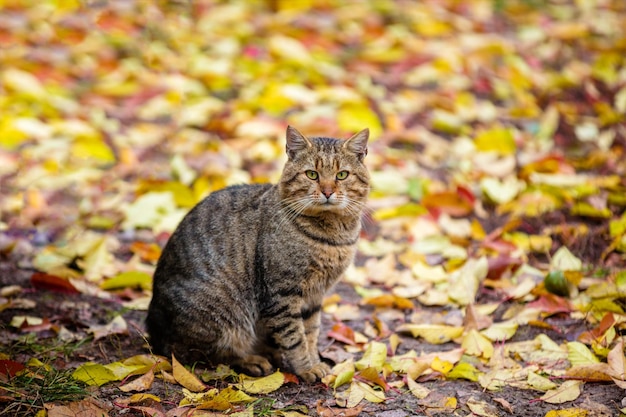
[
  {"x1": 336, "y1": 171, "x2": 349, "y2": 180},
  {"x1": 305, "y1": 170, "x2": 319, "y2": 180}
]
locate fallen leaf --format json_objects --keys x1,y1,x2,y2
[
  {"x1": 544, "y1": 409, "x2": 589, "y2": 417},
  {"x1": 355, "y1": 341, "x2": 387, "y2": 371},
  {"x1": 119, "y1": 369, "x2": 155, "y2": 392},
  {"x1": 396, "y1": 324, "x2": 464, "y2": 344},
  {"x1": 87, "y1": 315, "x2": 128, "y2": 341},
  {"x1": 461, "y1": 329, "x2": 494, "y2": 359},
  {"x1": 101, "y1": 271, "x2": 152, "y2": 291},
  {"x1": 235, "y1": 371, "x2": 285, "y2": 394},
  {"x1": 540, "y1": 380, "x2": 583, "y2": 404},
  {"x1": 172, "y1": 355, "x2": 206, "y2": 392},
  {"x1": 46, "y1": 399, "x2": 110, "y2": 417}
]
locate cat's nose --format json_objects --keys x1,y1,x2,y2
[{"x1": 322, "y1": 190, "x2": 333, "y2": 198}]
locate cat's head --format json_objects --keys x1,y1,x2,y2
[{"x1": 278, "y1": 126, "x2": 370, "y2": 216}]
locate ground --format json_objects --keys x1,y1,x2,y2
[{"x1": 0, "y1": 247, "x2": 623, "y2": 416}]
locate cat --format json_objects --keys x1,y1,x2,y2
[{"x1": 146, "y1": 126, "x2": 370, "y2": 382}]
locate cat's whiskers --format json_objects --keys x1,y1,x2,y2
[
  {"x1": 342, "y1": 196, "x2": 375, "y2": 227},
  {"x1": 273, "y1": 196, "x2": 316, "y2": 233}
]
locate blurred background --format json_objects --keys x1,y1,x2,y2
[{"x1": 0, "y1": 0, "x2": 625, "y2": 287}]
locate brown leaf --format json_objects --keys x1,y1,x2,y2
[
  {"x1": 46, "y1": 399, "x2": 110, "y2": 417},
  {"x1": 316, "y1": 400, "x2": 363, "y2": 417},
  {"x1": 120, "y1": 369, "x2": 155, "y2": 392},
  {"x1": 463, "y1": 304, "x2": 492, "y2": 331},
  {"x1": 422, "y1": 190, "x2": 473, "y2": 217}
]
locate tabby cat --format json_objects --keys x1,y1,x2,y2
[{"x1": 146, "y1": 126, "x2": 370, "y2": 382}]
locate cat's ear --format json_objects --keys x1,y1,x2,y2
[
  {"x1": 286, "y1": 126, "x2": 312, "y2": 159},
  {"x1": 343, "y1": 128, "x2": 369, "y2": 161}
]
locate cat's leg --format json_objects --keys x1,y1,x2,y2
[
  {"x1": 262, "y1": 301, "x2": 328, "y2": 382},
  {"x1": 302, "y1": 305, "x2": 330, "y2": 377}
]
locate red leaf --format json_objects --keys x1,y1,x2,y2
[
  {"x1": 283, "y1": 372, "x2": 300, "y2": 384},
  {"x1": 578, "y1": 312, "x2": 616, "y2": 344},
  {"x1": 527, "y1": 294, "x2": 572, "y2": 316},
  {"x1": 0, "y1": 360, "x2": 25, "y2": 378},
  {"x1": 486, "y1": 255, "x2": 523, "y2": 279},
  {"x1": 327, "y1": 322, "x2": 356, "y2": 345},
  {"x1": 31, "y1": 273, "x2": 79, "y2": 294}
]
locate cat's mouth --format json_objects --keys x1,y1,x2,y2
[{"x1": 316, "y1": 195, "x2": 345, "y2": 210}]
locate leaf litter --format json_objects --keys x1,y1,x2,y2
[{"x1": 1, "y1": 0, "x2": 626, "y2": 416}]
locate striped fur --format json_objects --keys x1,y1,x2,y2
[{"x1": 146, "y1": 127, "x2": 370, "y2": 382}]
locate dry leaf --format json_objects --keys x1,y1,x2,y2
[{"x1": 172, "y1": 355, "x2": 206, "y2": 392}]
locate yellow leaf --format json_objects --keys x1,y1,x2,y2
[
  {"x1": 268, "y1": 35, "x2": 311, "y2": 64},
  {"x1": 540, "y1": 380, "x2": 582, "y2": 404},
  {"x1": 481, "y1": 321, "x2": 519, "y2": 342},
  {"x1": 332, "y1": 359, "x2": 355, "y2": 389},
  {"x1": 358, "y1": 367, "x2": 387, "y2": 390},
  {"x1": 72, "y1": 363, "x2": 118, "y2": 386},
  {"x1": 431, "y1": 357, "x2": 453, "y2": 375},
  {"x1": 338, "y1": 103, "x2": 382, "y2": 140},
  {"x1": 474, "y1": 127, "x2": 516, "y2": 155},
  {"x1": 396, "y1": 324, "x2": 464, "y2": 344},
  {"x1": 335, "y1": 381, "x2": 364, "y2": 408},
  {"x1": 179, "y1": 387, "x2": 219, "y2": 407},
  {"x1": 118, "y1": 393, "x2": 161, "y2": 404},
  {"x1": 72, "y1": 359, "x2": 145, "y2": 386},
  {"x1": 461, "y1": 329, "x2": 494, "y2": 359},
  {"x1": 122, "y1": 354, "x2": 172, "y2": 374},
  {"x1": 0, "y1": 118, "x2": 29, "y2": 149},
  {"x1": 551, "y1": 247, "x2": 583, "y2": 271},
  {"x1": 103, "y1": 361, "x2": 145, "y2": 380},
  {"x1": 355, "y1": 341, "x2": 387, "y2": 371},
  {"x1": 567, "y1": 342, "x2": 600, "y2": 367},
  {"x1": 448, "y1": 257, "x2": 489, "y2": 306},
  {"x1": 467, "y1": 398, "x2": 500, "y2": 417},
  {"x1": 209, "y1": 387, "x2": 255, "y2": 406},
  {"x1": 407, "y1": 376, "x2": 430, "y2": 399},
  {"x1": 545, "y1": 409, "x2": 589, "y2": 417},
  {"x1": 72, "y1": 135, "x2": 115, "y2": 164},
  {"x1": 236, "y1": 371, "x2": 285, "y2": 394},
  {"x1": 354, "y1": 380, "x2": 385, "y2": 403},
  {"x1": 372, "y1": 203, "x2": 427, "y2": 221},
  {"x1": 447, "y1": 362, "x2": 480, "y2": 382},
  {"x1": 527, "y1": 371, "x2": 557, "y2": 391},
  {"x1": 172, "y1": 354, "x2": 206, "y2": 392},
  {"x1": 101, "y1": 271, "x2": 152, "y2": 291},
  {"x1": 480, "y1": 177, "x2": 524, "y2": 204}
]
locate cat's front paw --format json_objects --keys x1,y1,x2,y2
[
  {"x1": 234, "y1": 355, "x2": 273, "y2": 377},
  {"x1": 297, "y1": 362, "x2": 331, "y2": 383}
]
